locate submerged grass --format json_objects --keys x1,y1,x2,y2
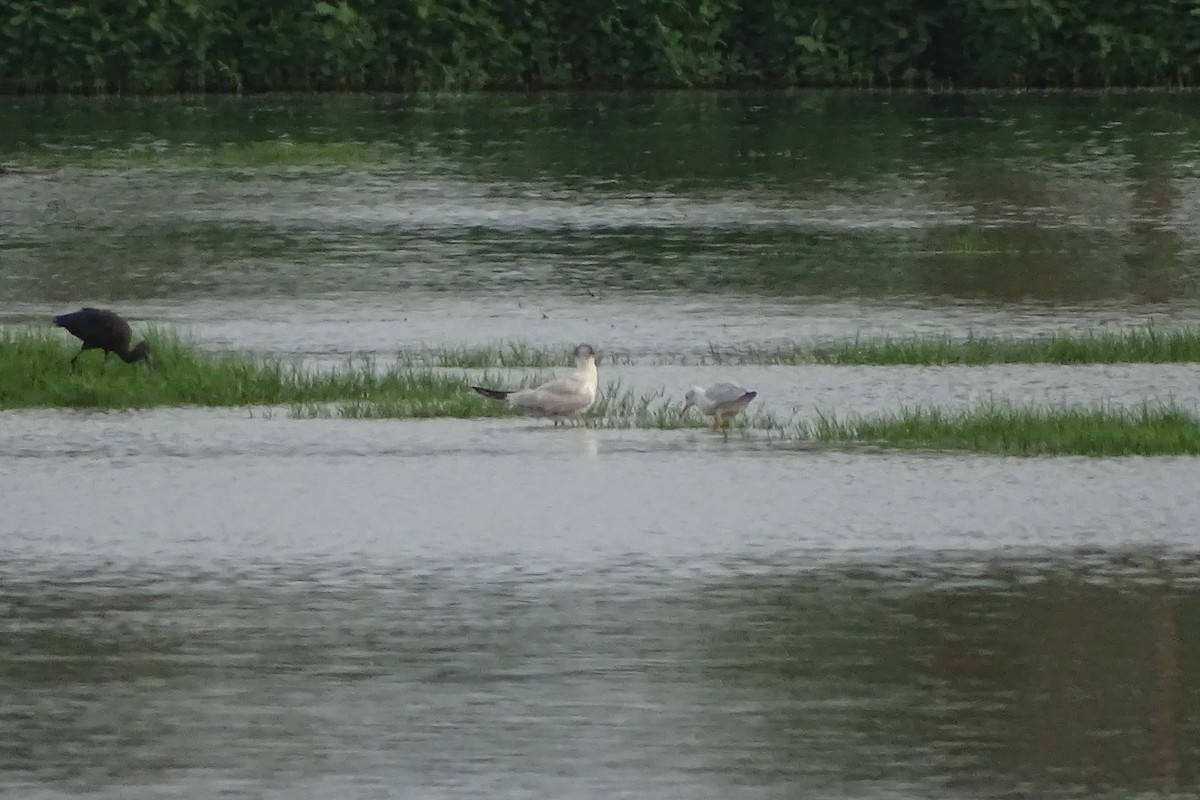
[
  {"x1": 394, "y1": 344, "x2": 640, "y2": 368},
  {"x1": 296, "y1": 392, "x2": 1200, "y2": 455},
  {"x1": 805, "y1": 403, "x2": 1200, "y2": 456},
  {"x1": 9, "y1": 140, "x2": 412, "y2": 170},
  {"x1": 396, "y1": 343, "x2": 586, "y2": 369},
  {"x1": 809, "y1": 326, "x2": 1200, "y2": 366},
  {"x1": 290, "y1": 397, "x2": 515, "y2": 420},
  {"x1": 389, "y1": 327, "x2": 1200, "y2": 368},
  {"x1": 295, "y1": 377, "x2": 787, "y2": 433},
  {"x1": 0, "y1": 327, "x2": 490, "y2": 412}
]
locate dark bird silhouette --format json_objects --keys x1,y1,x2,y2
[{"x1": 53, "y1": 307, "x2": 152, "y2": 370}]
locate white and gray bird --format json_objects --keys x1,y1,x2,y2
[
  {"x1": 472, "y1": 344, "x2": 599, "y2": 426},
  {"x1": 682, "y1": 383, "x2": 758, "y2": 428}
]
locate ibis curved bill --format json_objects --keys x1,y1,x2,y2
[{"x1": 53, "y1": 307, "x2": 153, "y2": 370}]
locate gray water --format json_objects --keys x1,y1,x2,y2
[{"x1": 3, "y1": 93, "x2": 1200, "y2": 798}]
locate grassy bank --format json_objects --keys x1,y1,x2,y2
[
  {"x1": 0, "y1": 328, "x2": 494, "y2": 413},
  {"x1": 806, "y1": 404, "x2": 1200, "y2": 456},
  {"x1": 393, "y1": 328, "x2": 1200, "y2": 368}
]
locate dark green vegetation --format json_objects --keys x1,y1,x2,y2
[
  {"x1": 2, "y1": 0, "x2": 1197, "y2": 92},
  {"x1": 0, "y1": 328, "x2": 501, "y2": 414},
  {"x1": 6, "y1": 140, "x2": 413, "y2": 169}
]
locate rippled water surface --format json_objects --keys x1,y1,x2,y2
[{"x1": 3, "y1": 92, "x2": 1200, "y2": 799}]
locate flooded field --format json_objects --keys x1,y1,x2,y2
[{"x1": 2, "y1": 92, "x2": 1200, "y2": 798}]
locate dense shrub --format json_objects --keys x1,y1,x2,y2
[{"x1": 1, "y1": 0, "x2": 1197, "y2": 92}]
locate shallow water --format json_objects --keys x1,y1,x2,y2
[
  {"x1": 3, "y1": 92, "x2": 1200, "y2": 798},
  {"x1": 3, "y1": 415, "x2": 1200, "y2": 798}
]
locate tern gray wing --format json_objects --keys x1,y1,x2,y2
[
  {"x1": 508, "y1": 371, "x2": 595, "y2": 416},
  {"x1": 704, "y1": 383, "x2": 751, "y2": 406}
]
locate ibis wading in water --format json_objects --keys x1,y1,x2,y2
[
  {"x1": 472, "y1": 343, "x2": 598, "y2": 426},
  {"x1": 53, "y1": 307, "x2": 153, "y2": 370},
  {"x1": 682, "y1": 383, "x2": 757, "y2": 429}
]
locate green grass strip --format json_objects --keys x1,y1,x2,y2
[
  {"x1": 809, "y1": 326, "x2": 1200, "y2": 366},
  {"x1": 12, "y1": 325, "x2": 1200, "y2": 455},
  {"x1": 806, "y1": 404, "x2": 1200, "y2": 456},
  {"x1": 0, "y1": 328, "x2": 494, "y2": 412},
  {"x1": 390, "y1": 327, "x2": 1200, "y2": 368}
]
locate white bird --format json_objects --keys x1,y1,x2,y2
[
  {"x1": 682, "y1": 383, "x2": 758, "y2": 429},
  {"x1": 472, "y1": 344, "x2": 599, "y2": 426}
]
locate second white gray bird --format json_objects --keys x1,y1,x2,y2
[{"x1": 682, "y1": 383, "x2": 758, "y2": 428}]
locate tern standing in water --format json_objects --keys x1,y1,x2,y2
[{"x1": 472, "y1": 344, "x2": 599, "y2": 426}]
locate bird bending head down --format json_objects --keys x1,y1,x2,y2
[
  {"x1": 682, "y1": 383, "x2": 758, "y2": 429},
  {"x1": 53, "y1": 307, "x2": 153, "y2": 370},
  {"x1": 471, "y1": 342, "x2": 599, "y2": 426}
]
